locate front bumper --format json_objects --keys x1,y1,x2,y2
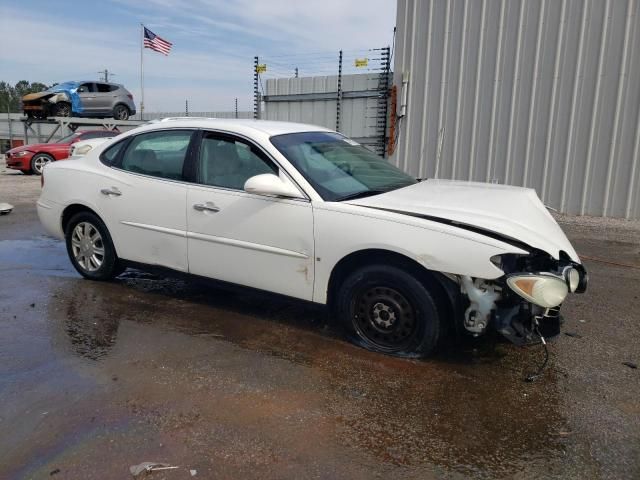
[
  {"x1": 36, "y1": 199, "x2": 65, "y2": 239},
  {"x1": 5, "y1": 153, "x2": 33, "y2": 170},
  {"x1": 494, "y1": 303, "x2": 562, "y2": 346}
]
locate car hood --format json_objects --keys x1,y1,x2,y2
[
  {"x1": 22, "y1": 92, "x2": 52, "y2": 101},
  {"x1": 8, "y1": 143, "x2": 64, "y2": 154},
  {"x1": 347, "y1": 179, "x2": 579, "y2": 262}
]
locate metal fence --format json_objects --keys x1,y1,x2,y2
[
  {"x1": 262, "y1": 73, "x2": 390, "y2": 153},
  {"x1": 142, "y1": 111, "x2": 252, "y2": 120},
  {"x1": 254, "y1": 49, "x2": 391, "y2": 155},
  {"x1": 393, "y1": 0, "x2": 640, "y2": 219}
]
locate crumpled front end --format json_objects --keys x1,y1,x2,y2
[{"x1": 458, "y1": 249, "x2": 588, "y2": 345}]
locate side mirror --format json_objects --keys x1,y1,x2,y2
[{"x1": 244, "y1": 173, "x2": 304, "y2": 199}]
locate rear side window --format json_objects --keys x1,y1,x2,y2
[
  {"x1": 120, "y1": 130, "x2": 194, "y2": 181},
  {"x1": 101, "y1": 140, "x2": 126, "y2": 166},
  {"x1": 109, "y1": 85, "x2": 119, "y2": 92},
  {"x1": 96, "y1": 83, "x2": 111, "y2": 93}
]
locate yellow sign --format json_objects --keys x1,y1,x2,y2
[
  {"x1": 354, "y1": 58, "x2": 369, "y2": 68},
  {"x1": 256, "y1": 64, "x2": 267, "y2": 73}
]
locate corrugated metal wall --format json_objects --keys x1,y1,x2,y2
[
  {"x1": 392, "y1": 0, "x2": 640, "y2": 218},
  {"x1": 263, "y1": 74, "x2": 385, "y2": 149}
]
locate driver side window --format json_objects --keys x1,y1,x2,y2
[
  {"x1": 77, "y1": 83, "x2": 95, "y2": 93},
  {"x1": 198, "y1": 134, "x2": 276, "y2": 190}
]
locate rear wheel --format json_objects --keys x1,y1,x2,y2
[
  {"x1": 65, "y1": 212, "x2": 124, "y2": 280},
  {"x1": 336, "y1": 264, "x2": 442, "y2": 358},
  {"x1": 30, "y1": 153, "x2": 54, "y2": 175},
  {"x1": 113, "y1": 104, "x2": 130, "y2": 120}
]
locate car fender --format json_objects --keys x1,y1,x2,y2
[{"x1": 312, "y1": 203, "x2": 528, "y2": 304}]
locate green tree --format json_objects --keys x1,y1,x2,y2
[{"x1": 0, "y1": 80, "x2": 52, "y2": 112}]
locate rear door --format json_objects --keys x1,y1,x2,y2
[
  {"x1": 186, "y1": 131, "x2": 315, "y2": 300},
  {"x1": 97, "y1": 129, "x2": 196, "y2": 272},
  {"x1": 93, "y1": 83, "x2": 115, "y2": 115}
]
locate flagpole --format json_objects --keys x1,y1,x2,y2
[{"x1": 140, "y1": 22, "x2": 145, "y2": 120}]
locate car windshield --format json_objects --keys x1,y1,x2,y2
[
  {"x1": 46, "y1": 82, "x2": 78, "y2": 93},
  {"x1": 270, "y1": 132, "x2": 416, "y2": 201}
]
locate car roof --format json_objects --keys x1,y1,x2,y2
[{"x1": 136, "y1": 118, "x2": 334, "y2": 137}]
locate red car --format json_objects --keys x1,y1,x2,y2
[{"x1": 5, "y1": 130, "x2": 116, "y2": 175}]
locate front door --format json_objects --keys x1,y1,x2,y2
[
  {"x1": 76, "y1": 82, "x2": 98, "y2": 115},
  {"x1": 186, "y1": 132, "x2": 315, "y2": 300},
  {"x1": 97, "y1": 129, "x2": 196, "y2": 272}
]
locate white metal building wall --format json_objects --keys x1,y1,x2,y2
[{"x1": 392, "y1": 0, "x2": 640, "y2": 219}]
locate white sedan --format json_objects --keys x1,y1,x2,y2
[{"x1": 37, "y1": 118, "x2": 587, "y2": 357}]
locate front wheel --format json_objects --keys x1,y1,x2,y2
[
  {"x1": 65, "y1": 212, "x2": 124, "y2": 280},
  {"x1": 336, "y1": 265, "x2": 442, "y2": 358},
  {"x1": 54, "y1": 102, "x2": 72, "y2": 117},
  {"x1": 30, "y1": 153, "x2": 54, "y2": 175}
]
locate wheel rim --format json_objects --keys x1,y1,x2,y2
[
  {"x1": 71, "y1": 222, "x2": 105, "y2": 272},
  {"x1": 33, "y1": 156, "x2": 51, "y2": 174},
  {"x1": 115, "y1": 107, "x2": 127, "y2": 120},
  {"x1": 352, "y1": 286, "x2": 419, "y2": 351}
]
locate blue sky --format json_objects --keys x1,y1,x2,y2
[{"x1": 0, "y1": 0, "x2": 396, "y2": 112}]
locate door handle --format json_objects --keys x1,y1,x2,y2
[
  {"x1": 101, "y1": 187, "x2": 122, "y2": 196},
  {"x1": 193, "y1": 202, "x2": 220, "y2": 213}
]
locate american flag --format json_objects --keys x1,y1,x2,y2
[{"x1": 144, "y1": 27, "x2": 172, "y2": 55}]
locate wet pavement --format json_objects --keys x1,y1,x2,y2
[{"x1": 1, "y1": 167, "x2": 639, "y2": 479}]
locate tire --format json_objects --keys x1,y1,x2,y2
[
  {"x1": 336, "y1": 264, "x2": 442, "y2": 358},
  {"x1": 113, "y1": 104, "x2": 130, "y2": 120},
  {"x1": 65, "y1": 212, "x2": 124, "y2": 281},
  {"x1": 30, "y1": 153, "x2": 54, "y2": 175},
  {"x1": 54, "y1": 102, "x2": 71, "y2": 117}
]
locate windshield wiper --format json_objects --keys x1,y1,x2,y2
[{"x1": 336, "y1": 190, "x2": 388, "y2": 202}]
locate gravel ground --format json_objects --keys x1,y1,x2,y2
[{"x1": 0, "y1": 158, "x2": 638, "y2": 479}]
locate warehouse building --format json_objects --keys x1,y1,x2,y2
[{"x1": 392, "y1": 0, "x2": 640, "y2": 219}]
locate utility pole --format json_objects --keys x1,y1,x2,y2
[
  {"x1": 98, "y1": 69, "x2": 114, "y2": 82},
  {"x1": 295, "y1": 67, "x2": 298, "y2": 78},
  {"x1": 235, "y1": 98, "x2": 238, "y2": 119},
  {"x1": 185, "y1": 99, "x2": 189, "y2": 117}
]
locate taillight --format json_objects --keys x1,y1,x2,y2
[{"x1": 127, "y1": 94, "x2": 133, "y2": 100}]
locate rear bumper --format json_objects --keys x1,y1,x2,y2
[{"x1": 37, "y1": 199, "x2": 65, "y2": 239}]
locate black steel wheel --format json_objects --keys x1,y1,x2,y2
[
  {"x1": 113, "y1": 104, "x2": 130, "y2": 120},
  {"x1": 336, "y1": 264, "x2": 442, "y2": 358}
]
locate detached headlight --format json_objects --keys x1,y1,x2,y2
[
  {"x1": 507, "y1": 274, "x2": 568, "y2": 308},
  {"x1": 74, "y1": 145, "x2": 93, "y2": 156}
]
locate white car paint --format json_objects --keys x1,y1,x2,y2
[
  {"x1": 37, "y1": 119, "x2": 584, "y2": 343},
  {"x1": 349, "y1": 179, "x2": 579, "y2": 262}
]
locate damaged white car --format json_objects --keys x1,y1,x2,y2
[{"x1": 37, "y1": 119, "x2": 587, "y2": 357}]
